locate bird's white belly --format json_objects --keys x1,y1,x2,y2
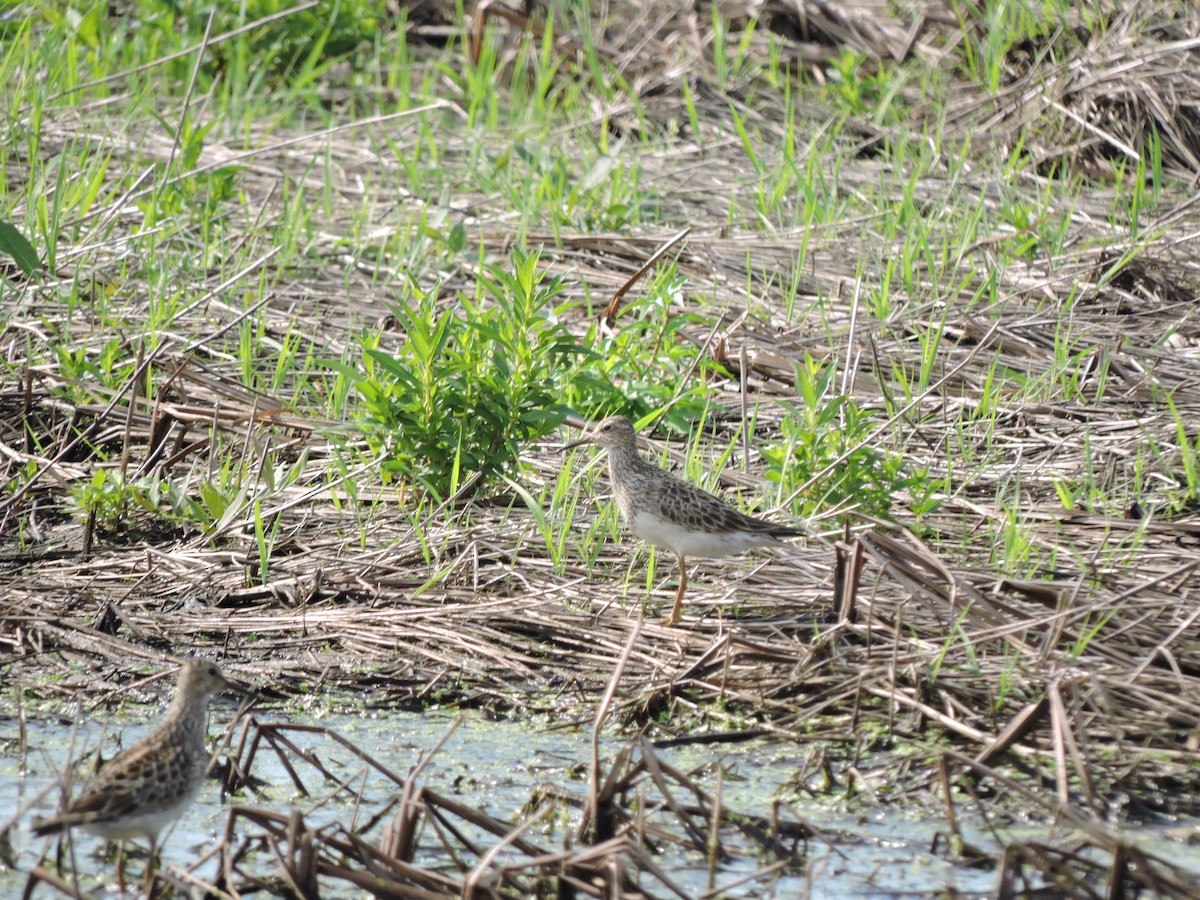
[
  {"x1": 84, "y1": 801, "x2": 189, "y2": 842},
  {"x1": 629, "y1": 510, "x2": 772, "y2": 558}
]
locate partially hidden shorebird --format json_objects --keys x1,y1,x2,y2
[
  {"x1": 34, "y1": 659, "x2": 246, "y2": 891},
  {"x1": 563, "y1": 415, "x2": 802, "y2": 626}
]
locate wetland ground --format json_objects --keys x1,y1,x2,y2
[{"x1": 3, "y1": 1, "x2": 1200, "y2": 896}]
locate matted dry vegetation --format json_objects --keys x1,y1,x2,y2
[{"x1": 3, "y1": 0, "x2": 1200, "y2": 897}]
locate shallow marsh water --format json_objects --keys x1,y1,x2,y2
[{"x1": 3, "y1": 705, "x2": 1196, "y2": 897}]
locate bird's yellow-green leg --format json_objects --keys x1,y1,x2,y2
[
  {"x1": 115, "y1": 840, "x2": 127, "y2": 894},
  {"x1": 143, "y1": 838, "x2": 157, "y2": 899},
  {"x1": 662, "y1": 556, "x2": 688, "y2": 626}
]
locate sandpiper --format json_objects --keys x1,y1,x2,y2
[
  {"x1": 34, "y1": 659, "x2": 246, "y2": 889},
  {"x1": 564, "y1": 415, "x2": 802, "y2": 625}
]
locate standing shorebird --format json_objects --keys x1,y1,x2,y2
[
  {"x1": 34, "y1": 659, "x2": 246, "y2": 891},
  {"x1": 563, "y1": 415, "x2": 802, "y2": 626}
]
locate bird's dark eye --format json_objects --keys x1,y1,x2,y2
[{"x1": 601, "y1": 423, "x2": 612, "y2": 432}]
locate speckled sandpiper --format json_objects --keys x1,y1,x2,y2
[
  {"x1": 563, "y1": 415, "x2": 802, "y2": 626},
  {"x1": 34, "y1": 659, "x2": 246, "y2": 889}
]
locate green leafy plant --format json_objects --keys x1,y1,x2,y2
[
  {"x1": 761, "y1": 353, "x2": 930, "y2": 521},
  {"x1": 560, "y1": 270, "x2": 716, "y2": 435},
  {"x1": 53, "y1": 336, "x2": 133, "y2": 396},
  {"x1": 67, "y1": 469, "x2": 142, "y2": 532},
  {"x1": 67, "y1": 466, "x2": 256, "y2": 537},
  {"x1": 822, "y1": 49, "x2": 899, "y2": 121},
  {"x1": 342, "y1": 248, "x2": 587, "y2": 499}
]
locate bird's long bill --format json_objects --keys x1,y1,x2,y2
[
  {"x1": 218, "y1": 672, "x2": 252, "y2": 696},
  {"x1": 560, "y1": 433, "x2": 595, "y2": 452}
]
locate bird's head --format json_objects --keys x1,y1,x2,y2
[{"x1": 561, "y1": 415, "x2": 637, "y2": 453}]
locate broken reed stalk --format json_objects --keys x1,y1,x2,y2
[
  {"x1": 581, "y1": 609, "x2": 642, "y2": 844},
  {"x1": 705, "y1": 761, "x2": 723, "y2": 893},
  {"x1": 460, "y1": 801, "x2": 554, "y2": 896},
  {"x1": 382, "y1": 713, "x2": 464, "y2": 861}
]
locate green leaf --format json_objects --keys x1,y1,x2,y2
[
  {"x1": 0, "y1": 219, "x2": 40, "y2": 275},
  {"x1": 448, "y1": 221, "x2": 466, "y2": 254},
  {"x1": 364, "y1": 348, "x2": 412, "y2": 379}
]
